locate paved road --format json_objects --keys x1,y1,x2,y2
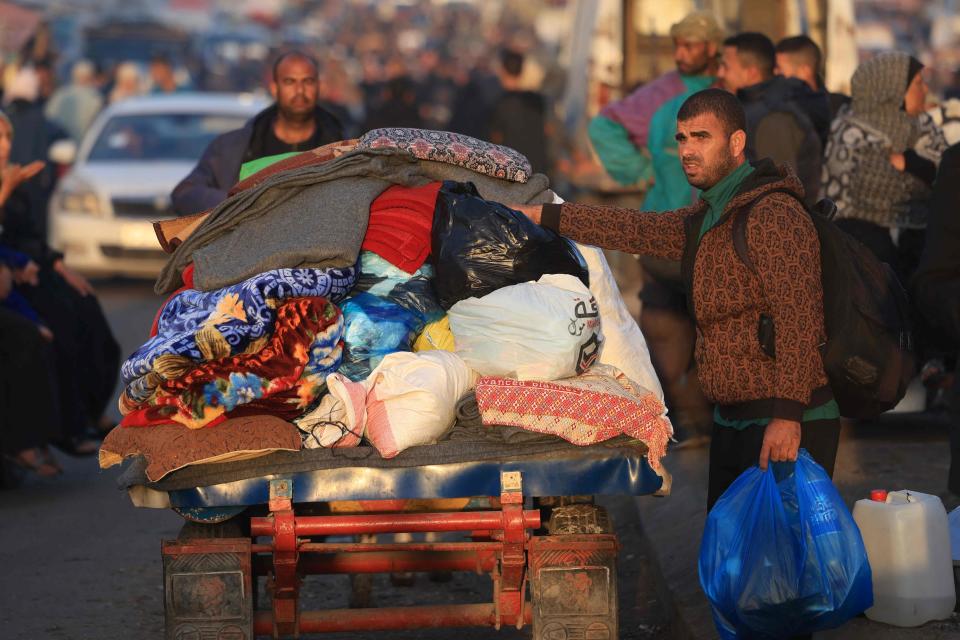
[{"x1": 0, "y1": 279, "x2": 669, "y2": 640}]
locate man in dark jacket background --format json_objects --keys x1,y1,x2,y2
[
  {"x1": 172, "y1": 50, "x2": 344, "y2": 216},
  {"x1": 912, "y1": 143, "x2": 960, "y2": 495},
  {"x1": 718, "y1": 32, "x2": 830, "y2": 203},
  {"x1": 774, "y1": 35, "x2": 851, "y2": 122}
]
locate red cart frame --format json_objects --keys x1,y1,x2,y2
[{"x1": 163, "y1": 471, "x2": 620, "y2": 639}]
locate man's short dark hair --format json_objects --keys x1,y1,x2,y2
[
  {"x1": 272, "y1": 50, "x2": 319, "y2": 80},
  {"x1": 723, "y1": 32, "x2": 776, "y2": 79},
  {"x1": 775, "y1": 35, "x2": 822, "y2": 74},
  {"x1": 500, "y1": 49, "x2": 524, "y2": 78},
  {"x1": 677, "y1": 88, "x2": 747, "y2": 136}
]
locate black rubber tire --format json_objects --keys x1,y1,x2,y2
[{"x1": 176, "y1": 514, "x2": 250, "y2": 540}]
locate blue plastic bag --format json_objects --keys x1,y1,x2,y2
[
  {"x1": 353, "y1": 251, "x2": 445, "y2": 325},
  {"x1": 699, "y1": 449, "x2": 873, "y2": 639},
  {"x1": 338, "y1": 291, "x2": 423, "y2": 381}
]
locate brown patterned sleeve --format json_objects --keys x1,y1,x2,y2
[
  {"x1": 745, "y1": 193, "x2": 827, "y2": 419},
  {"x1": 541, "y1": 202, "x2": 694, "y2": 261}
]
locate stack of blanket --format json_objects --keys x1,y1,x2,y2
[{"x1": 100, "y1": 128, "x2": 671, "y2": 482}]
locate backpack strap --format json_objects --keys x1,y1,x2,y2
[{"x1": 731, "y1": 190, "x2": 837, "y2": 361}]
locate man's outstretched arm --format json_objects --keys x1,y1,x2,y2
[{"x1": 515, "y1": 201, "x2": 695, "y2": 261}]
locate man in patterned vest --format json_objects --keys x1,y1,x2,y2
[{"x1": 516, "y1": 89, "x2": 839, "y2": 509}]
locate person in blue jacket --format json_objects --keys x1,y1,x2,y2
[{"x1": 171, "y1": 50, "x2": 344, "y2": 216}]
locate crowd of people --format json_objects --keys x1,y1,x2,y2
[{"x1": 0, "y1": 107, "x2": 120, "y2": 481}]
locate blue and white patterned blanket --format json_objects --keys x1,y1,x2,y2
[{"x1": 121, "y1": 266, "x2": 356, "y2": 386}]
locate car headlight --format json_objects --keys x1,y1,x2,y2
[{"x1": 56, "y1": 185, "x2": 103, "y2": 216}]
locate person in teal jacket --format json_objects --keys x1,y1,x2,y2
[
  {"x1": 588, "y1": 11, "x2": 724, "y2": 443},
  {"x1": 589, "y1": 11, "x2": 723, "y2": 210}
]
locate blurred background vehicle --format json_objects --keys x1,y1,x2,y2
[
  {"x1": 47, "y1": 92, "x2": 267, "y2": 278},
  {"x1": 192, "y1": 23, "x2": 272, "y2": 92}
]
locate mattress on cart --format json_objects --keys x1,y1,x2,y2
[{"x1": 119, "y1": 433, "x2": 668, "y2": 509}]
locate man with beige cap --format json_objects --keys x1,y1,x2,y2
[
  {"x1": 588, "y1": 11, "x2": 724, "y2": 444},
  {"x1": 589, "y1": 10, "x2": 723, "y2": 210}
]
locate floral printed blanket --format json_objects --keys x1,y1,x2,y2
[
  {"x1": 121, "y1": 266, "x2": 355, "y2": 403},
  {"x1": 119, "y1": 297, "x2": 344, "y2": 429}
]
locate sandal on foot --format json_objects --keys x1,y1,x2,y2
[
  {"x1": 5, "y1": 449, "x2": 61, "y2": 477},
  {"x1": 52, "y1": 436, "x2": 99, "y2": 458}
]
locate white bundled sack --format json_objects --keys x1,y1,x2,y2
[
  {"x1": 295, "y1": 350, "x2": 477, "y2": 457},
  {"x1": 549, "y1": 190, "x2": 663, "y2": 402},
  {"x1": 448, "y1": 273, "x2": 603, "y2": 380},
  {"x1": 362, "y1": 350, "x2": 477, "y2": 458},
  {"x1": 574, "y1": 242, "x2": 664, "y2": 402}
]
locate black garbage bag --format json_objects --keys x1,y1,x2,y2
[{"x1": 430, "y1": 181, "x2": 589, "y2": 309}]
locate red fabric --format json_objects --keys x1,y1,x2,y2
[
  {"x1": 120, "y1": 409, "x2": 228, "y2": 429},
  {"x1": 181, "y1": 263, "x2": 195, "y2": 288},
  {"x1": 362, "y1": 182, "x2": 441, "y2": 274},
  {"x1": 149, "y1": 264, "x2": 195, "y2": 338}
]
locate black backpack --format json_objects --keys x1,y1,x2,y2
[{"x1": 729, "y1": 191, "x2": 916, "y2": 418}]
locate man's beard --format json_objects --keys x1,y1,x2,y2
[
  {"x1": 688, "y1": 150, "x2": 737, "y2": 190},
  {"x1": 278, "y1": 102, "x2": 314, "y2": 123},
  {"x1": 678, "y1": 57, "x2": 711, "y2": 76}
]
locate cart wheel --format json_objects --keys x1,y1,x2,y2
[
  {"x1": 177, "y1": 515, "x2": 249, "y2": 540},
  {"x1": 546, "y1": 503, "x2": 611, "y2": 535},
  {"x1": 531, "y1": 504, "x2": 618, "y2": 640},
  {"x1": 534, "y1": 496, "x2": 595, "y2": 535},
  {"x1": 348, "y1": 533, "x2": 376, "y2": 608}
]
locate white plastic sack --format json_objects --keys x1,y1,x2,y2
[
  {"x1": 295, "y1": 350, "x2": 477, "y2": 457},
  {"x1": 363, "y1": 350, "x2": 478, "y2": 458},
  {"x1": 448, "y1": 273, "x2": 603, "y2": 381},
  {"x1": 550, "y1": 190, "x2": 663, "y2": 402},
  {"x1": 574, "y1": 242, "x2": 664, "y2": 402}
]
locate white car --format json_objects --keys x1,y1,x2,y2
[{"x1": 48, "y1": 92, "x2": 267, "y2": 277}]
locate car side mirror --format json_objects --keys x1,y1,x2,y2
[{"x1": 49, "y1": 139, "x2": 77, "y2": 165}]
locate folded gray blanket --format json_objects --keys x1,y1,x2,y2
[
  {"x1": 450, "y1": 392, "x2": 557, "y2": 445},
  {"x1": 156, "y1": 148, "x2": 554, "y2": 295}
]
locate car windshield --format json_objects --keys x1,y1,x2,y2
[{"x1": 87, "y1": 112, "x2": 247, "y2": 161}]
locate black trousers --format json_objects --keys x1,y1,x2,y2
[
  {"x1": 948, "y1": 357, "x2": 960, "y2": 495},
  {"x1": 19, "y1": 265, "x2": 120, "y2": 436},
  {"x1": 706, "y1": 417, "x2": 842, "y2": 510}
]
